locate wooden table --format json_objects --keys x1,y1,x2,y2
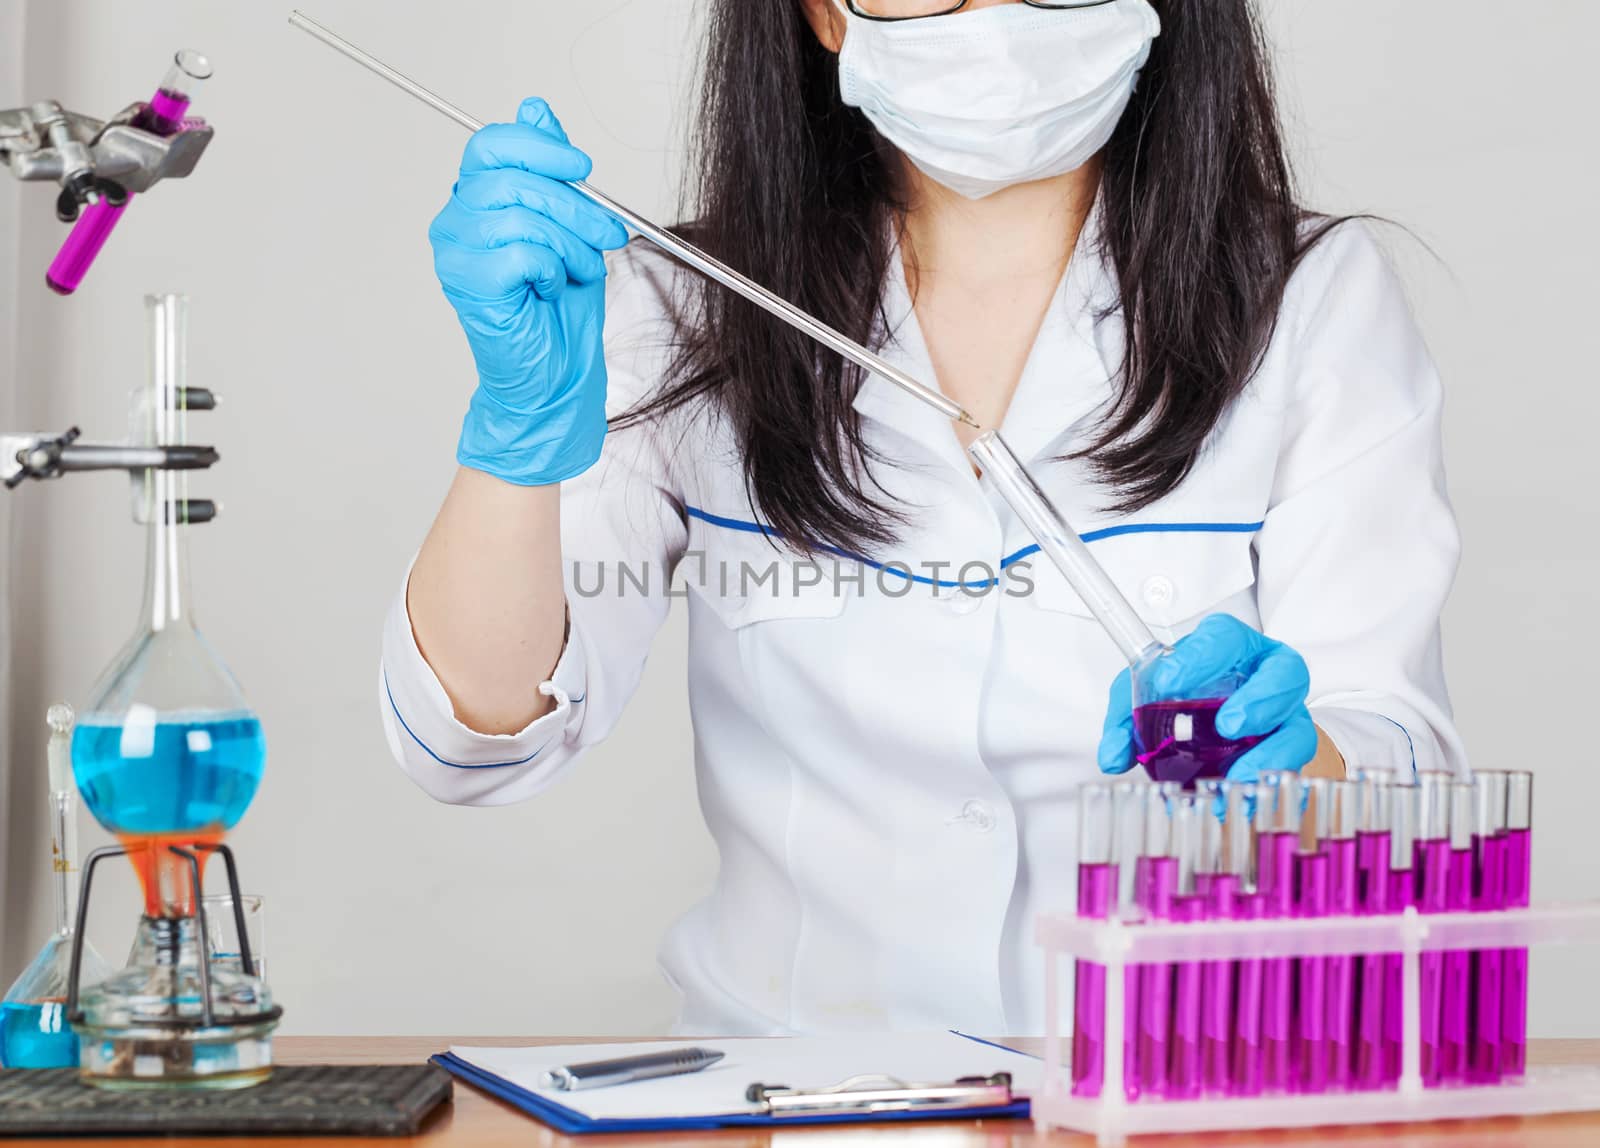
[{"x1": 9, "y1": 1037, "x2": 1600, "y2": 1146}]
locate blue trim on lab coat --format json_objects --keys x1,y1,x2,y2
[
  {"x1": 685, "y1": 504, "x2": 1265, "y2": 590},
  {"x1": 384, "y1": 670, "x2": 582, "y2": 771}
]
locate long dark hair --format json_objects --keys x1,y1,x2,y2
[{"x1": 615, "y1": 0, "x2": 1339, "y2": 552}]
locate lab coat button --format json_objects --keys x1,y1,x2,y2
[
  {"x1": 1141, "y1": 575, "x2": 1176, "y2": 609},
  {"x1": 946, "y1": 591, "x2": 984, "y2": 616},
  {"x1": 958, "y1": 800, "x2": 996, "y2": 833}
]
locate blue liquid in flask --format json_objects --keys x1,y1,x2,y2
[
  {"x1": 72, "y1": 716, "x2": 266, "y2": 835},
  {"x1": 0, "y1": 1000, "x2": 77, "y2": 1069}
]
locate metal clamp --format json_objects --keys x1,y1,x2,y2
[
  {"x1": 1, "y1": 99, "x2": 213, "y2": 217},
  {"x1": 747, "y1": 1072, "x2": 1016, "y2": 1118}
]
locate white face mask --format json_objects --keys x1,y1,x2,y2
[{"x1": 832, "y1": 0, "x2": 1161, "y2": 200}]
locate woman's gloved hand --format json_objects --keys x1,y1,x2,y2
[
  {"x1": 429, "y1": 97, "x2": 631, "y2": 487},
  {"x1": 1097, "y1": 614, "x2": 1319, "y2": 782}
]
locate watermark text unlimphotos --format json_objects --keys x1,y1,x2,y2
[{"x1": 571, "y1": 552, "x2": 1037, "y2": 600}]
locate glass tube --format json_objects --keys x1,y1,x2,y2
[
  {"x1": 1468, "y1": 772, "x2": 1509, "y2": 1085},
  {"x1": 967, "y1": 432, "x2": 1160, "y2": 667},
  {"x1": 1255, "y1": 771, "x2": 1301, "y2": 1091},
  {"x1": 1322, "y1": 781, "x2": 1360, "y2": 1090},
  {"x1": 1354, "y1": 777, "x2": 1392, "y2": 1091},
  {"x1": 1439, "y1": 780, "x2": 1476, "y2": 1083},
  {"x1": 1414, "y1": 771, "x2": 1452, "y2": 1085},
  {"x1": 1135, "y1": 782, "x2": 1182, "y2": 1098},
  {"x1": 1501, "y1": 772, "x2": 1533, "y2": 1077},
  {"x1": 1072, "y1": 783, "x2": 1119, "y2": 1098},
  {"x1": 1167, "y1": 792, "x2": 1205, "y2": 1100},
  {"x1": 1295, "y1": 779, "x2": 1332, "y2": 1095},
  {"x1": 1113, "y1": 781, "x2": 1145, "y2": 1100},
  {"x1": 1226, "y1": 781, "x2": 1263, "y2": 1098},
  {"x1": 1384, "y1": 779, "x2": 1418, "y2": 1085},
  {"x1": 1199, "y1": 780, "x2": 1247, "y2": 1095}
]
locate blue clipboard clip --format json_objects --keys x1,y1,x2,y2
[{"x1": 746, "y1": 1072, "x2": 1016, "y2": 1118}]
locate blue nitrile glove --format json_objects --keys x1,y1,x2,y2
[
  {"x1": 1097, "y1": 614, "x2": 1318, "y2": 782},
  {"x1": 429, "y1": 97, "x2": 631, "y2": 486}
]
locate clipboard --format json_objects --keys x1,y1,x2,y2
[{"x1": 431, "y1": 1032, "x2": 1037, "y2": 1134}]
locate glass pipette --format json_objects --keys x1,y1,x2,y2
[{"x1": 287, "y1": 12, "x2": 1264, "y2": 776}]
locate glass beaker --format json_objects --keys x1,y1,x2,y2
[
  {"x1": 201, "y1": 894, "x2": 266, "y2": 981},
  {"x1": 0, "y1": 706, "x2": 113, "y2": 1069},
  {"x1": 67, "y1": 294, "x2": 276, "y2": 1089}
]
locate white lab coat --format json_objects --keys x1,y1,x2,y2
[{"x1": 380, "y1": 210, "x2": 1465, "y2": 1036}]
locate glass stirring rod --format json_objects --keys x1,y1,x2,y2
[{"x1": 287, "y1": 11, "x2": 1175, "y2": 679}]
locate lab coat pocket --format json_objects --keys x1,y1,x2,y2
[
  {"x1": 1024, "y1": 528, "x2": 1260, "y2": 638},
  {"x1": 681, "y1": 517, "x2": 849, "y2": 630}
]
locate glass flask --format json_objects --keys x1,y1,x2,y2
[
  {"x1": 68, "y1": 293, "x2": 277, "y2": 1090},
  {"x1": 0, "y1": 706, "x2": 113, "y2": 1068},
  {"x1": 1129, "y1": 651, "x2": 1261, "y2": 786}
]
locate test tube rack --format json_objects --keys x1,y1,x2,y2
[{"x1": 1034, "y1": 901, "x2": 1600, "y2": 1145}]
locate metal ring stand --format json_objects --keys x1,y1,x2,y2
[{"x1": 64, "y1": 841, "x2": 284, "y2": 1030}]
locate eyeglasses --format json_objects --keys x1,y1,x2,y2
[{"x1": 846, "y1": 0, "x2": 1120, "y2": 22}]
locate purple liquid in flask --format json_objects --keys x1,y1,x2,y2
[{"x1": 1133, "y1": 698, "x2": 1261, "y2": 786}]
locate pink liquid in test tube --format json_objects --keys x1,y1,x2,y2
[
  {"x1": 1413, "y1": 773, "x2": 1458, "y2": 1087},
  {"x1": 1467, "y1": 772, "x2": 1508, "y2": 1085},
  {"x1": 1201, "y1": 874, "x2": 1239, "y2": 1095},
  {"x1": 1136, "y1": 854, "x2": 1177, "y2": 1097},
  {"x1": 1168, "y1": 893, "x2": 1206, "y2": 1100},
  {"x1": 1231, "y1": 892, "x2": 1267, "y2": 1096},
  {"x1": 1256, "y1": 772, "x2": 1302, "y2": 1093},
  {"x1": 1439, "y1": 844, "x2": 1474, "y2": 1081},
  {"x1": 1072, "y1": 861, "x2": 1118, "y2": 1097},
  {"x1": 1382, "y1": 780, "x2": 1416, "y2": 1087},
  {"x1": 1071, "y1": 783, "x2": 1120, "y2": 1098},
  {"x1": 1384, "y1": 860, "x2": 1414, "y2": 1085},
  {"x1": 1323, "y1": 783, "x2": 1359, "y2": 1090},
  {"x1": 1501, "y1": 771, "x2": 1533, "y2": 1077},
  {"x1": 1294, "y1": 848, "x2": 1331, "y2": 1094},
  {"x1": 1353, "y1": 775, "x2": 1393, "y2": 1092},
  {"x1": 1354, "y1": 828, "x2": 1391, "y2": 1091}
]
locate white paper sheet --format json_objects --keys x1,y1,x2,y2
[{"x1": 448, "y1": 1032, "x2": 1042, "y2": 1122}]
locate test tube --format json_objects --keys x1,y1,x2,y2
[
  {"x1": 1227, "y1": 780, "x2": 1265, "y2": 1097},
  {"x1": 1255, "y1": 771, "x2": 1301, "y2": 1091},
  {"x1": 1354, "y1": 776, "x2": 1393, "y2": 1091},
  {"x1": 1166, "y1": 792, "x2": 1206, "y2": 1101},
  {"x1": 1072, "y1": 783, "x2": 1119, "y2": 1098},
  {"x1": 46, "y1": 51, "x2": 212, "y2": 296},
  {"x1": 1413, "y1": 772, "x2": 1453, "y2": 1086},
  {"x1": 1113, "y1": 781, "x2": 1145, "y2": 1100},
  {"x1": 1135, "y1": 783, "x2": 1182, "y2": 1097},
  {"x1": 1295, "y1": 779, "x2": 1332, "y2": 1094},
  {"x1": 1200, "y1": 781, "x2": 1248, "y2": 1094},
  {"x1": 1322, "y1": 780, "x2": 1360, "y2": 1090},
  {"x1": 1500, "y1": 772, "x2": 1534, "y2": 1077},
  {"x1": 1383, "y1": 780, "x2": 1418, "y2": 1085},
  {"x1": 1438, "y1": 780, "x2": 1476, "y2": 1082},
  {"x1": 1468, "y1": 772, "x2": 1509, "y2": 1085}
]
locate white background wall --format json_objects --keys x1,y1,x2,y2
[{"x1": 3, "y1": 0, "x2": 1597, "y2": 1037}]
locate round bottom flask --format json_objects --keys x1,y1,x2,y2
[{"x1": 1130, "y1": 651, "x2": 1261, "y2": 786}]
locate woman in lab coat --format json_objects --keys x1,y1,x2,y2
[{"x1": 383, "y1": 0, "x2": 1464, "y2": 1034}]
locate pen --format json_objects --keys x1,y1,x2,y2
[{"x1": 544, "y1": 1047, "x2": 725, "y2": 1091}]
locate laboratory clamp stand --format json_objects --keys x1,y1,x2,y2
[{"x1": 3, "y1": 294, "x2": 281, "y2": 1085}]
